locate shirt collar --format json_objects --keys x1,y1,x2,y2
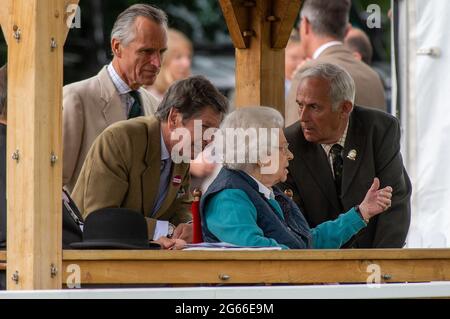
[
  {"x1": 248, "y1": 174, "x2": 275, "y2": 200},
  {"x1": 160, "y1": 130, "x2": 170, "y2": 162},
  {"x1": 321, "y1": 121, "x2": 349, "y2": 156},
  {"x1": 313, "y1": 41, "x2": 343, "y2": 59},
  {"x1": 107, "y1": 63, "x2": 133, "y2": 95}
]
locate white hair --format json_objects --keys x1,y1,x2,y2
[
  {"x1": 111, "y1": 4, "x2": 168, "y2": 47},
  {"x1": 217, "y1": 106, "x2": 284, "y2": 174},
  {"x1": 297, "y1": 63, "x2": 356, "y2": 110},
  {"x1": 300, "y1": 0, "x2": 351, "y2": 40}
]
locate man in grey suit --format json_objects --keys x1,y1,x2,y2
[
  {"x1": 285, "y1": 0, "x2": 386, "y2": 127},
  {"x1": 63, "y1": 4, "x2": 165, "y2": 192},
  {"x1": 281, "y1": 63, "x2": 411, "y2": 248}
]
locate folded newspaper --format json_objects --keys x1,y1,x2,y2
[{"x1": 182, "y1": 242, "x2": 282, "y2": 251}]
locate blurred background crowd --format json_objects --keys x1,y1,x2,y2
[{"x1": 0, "y1": 0, "x2": 392, "y2": 104}]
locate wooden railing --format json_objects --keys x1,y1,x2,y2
[
  {"x1": 63, "y1": 249, "x2": 450, "y2": 285},
  {"x1": 0, "y1": 250, "x2": 5, "y2": 271},
  {"x1": 3, "y1": 249, "x2": 450, "y2": 287}
]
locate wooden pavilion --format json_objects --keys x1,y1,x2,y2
[{"x1": 0, "y1": 0, "x2": 450, "y2": 291}]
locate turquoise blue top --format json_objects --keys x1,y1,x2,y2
[{"x1": 204, "y1": 189, "x2": 366, "y2": 249}]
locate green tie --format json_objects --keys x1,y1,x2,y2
[{"x1": 128, "y1": 90, "x2": 142, "y2": 119}]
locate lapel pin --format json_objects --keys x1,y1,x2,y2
[
  {"x1": 172, "y1": 175, "x2": 182, "y2": 186},
  {"x1": 347, "y1": 149, "x2": 357, "y2": 161}
]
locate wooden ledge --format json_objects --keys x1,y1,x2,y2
[
  {"x1": 3, "y1": 250, "x2": 450, "y2": 285},
  {"x1": 60, "y1": 249, "x2": 450, "y2": 285},
  {"x1": 63, "y1": 249, "x2": 450, "y2": 260}
]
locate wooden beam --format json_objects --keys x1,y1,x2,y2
[
  {"x1": 1, "y1": 251, "x2": 6, "y2": 271},
  {"x1": 221, "y1": 0, "x2": 301, "y2": 115},
  {"x1": 0, "y1": 0, "x2": 12, "y2": 45},
  {"x1": 4, "y1": 0, "x2": 77, "y2": 290},
  {"x1": 271, "y1": 0, "x2": 302, "y2": 49},
  {"x1": 219, "y1": 0, "x2": 248, "y2": 49},
  {"x1": 59, "y1": 249, "x2": 450, "y2": 285}
]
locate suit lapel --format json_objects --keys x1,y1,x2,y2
[
  {"x1": 286, "y1": 122, "x2": 341, "y2": 210},
  {"x1": 341, "y1": 111, "x2": 366, "y2": 197},
  {"x1": 141, "y1": 117, "x2": 162, "y2": 217},
  {"x1": 98, "y1": 66, "x2": 127, "y2": 126},
  {"x1": 102, "y1": 95, "x2": 125, "y2": 126},
  {"x1": 300, "y1": 143, "x2": 342, "y2": 211}
]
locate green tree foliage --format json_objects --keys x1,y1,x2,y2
[
  {"x1": 0, "y1": 0, "x2": 392, "y2": 78},
  {"x1": 104, "y1": 0, "x2": 229, "y2": 46}
]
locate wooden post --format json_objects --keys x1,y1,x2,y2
[
  {"x1": 220, "y1": 0, "x2": 301, "y2": 115},
  {"x1": 0, "y1": 0, "x2": 78, "y2": 290}
]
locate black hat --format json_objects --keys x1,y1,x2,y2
[{"x1": 70, "y1": 208, "x2": 161, "y2": 250}]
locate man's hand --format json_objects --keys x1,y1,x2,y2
[
  {"x1": 172, "y1": 223, "x2": 193, "y2": 243},
  {"x1": 154, "y1": 237, "x2": 187, "y2": 250},
  {"x1": 359, "y1": 177, "x2": 393, "y2": 221}
]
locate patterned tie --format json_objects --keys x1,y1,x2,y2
[
  {"x1": 152, "y1": 159, "x2": 172, "y2": 216},
  {"x1": 274, "y1": 195, "x2": 291, "y2": 221},
  {"x1": 128, "y1": 90, "x2": 142, "y2": 119},
  {"x1": 330, "y1": 144, "x2": 344, "y2": 196}
]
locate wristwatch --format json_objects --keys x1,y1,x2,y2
[
  {"x1": 167, "y1": 223, "x2": 176, "y2": 238},
  {"x1": 355, "y1": 205, "x2": 370, "y2": 224}
]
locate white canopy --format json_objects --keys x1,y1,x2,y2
[{"x1": 396, "y1": 0, "x2": 450, "y2": 247}]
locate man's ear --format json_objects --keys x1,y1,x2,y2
[
  {"x1": 340, "y1": 101, "x2": 354, "y2": 117},
  {"x1": 111, "y1": 39, "x2": 122, "y2": 58},
  {"x1": 167, "y1": 108, "x2": 182, "y2": 129},
  {"x1": 352, "y1": 51, "x2": 363, "y2": 61},
  {"x1": 301, "y1": 17, "x2": 311, "y2": 35}
]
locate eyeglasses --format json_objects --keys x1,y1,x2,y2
[{"x1": 277, "y1": 143, "x2": 290, "y2": 155}]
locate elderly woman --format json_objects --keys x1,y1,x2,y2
[{"x1": 200, "y1": 107, "x2": 392, "y2": 249}]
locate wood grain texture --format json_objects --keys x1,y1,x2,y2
[
  {"x1": 0, "y1": 0, "x2": 12, "y2": 45},
  {"x1": 5, "y1": 250, "x2": 450, "y2": 284},
  {"x1": 4, "y1": 0, "x2": 78, "y2": 290},
  {"x1": 232, "y1": 0, "x2": 285, "y2": 113},
  {"x1": 271, "y1": 0, "x2": 302, "y2": 49},
  {"x1": 219, "y1": 0, "x2": 248, "y2": 49},
  {"x1": 58, "y1": 249, "x2": 450, "y2": 285},
  {"x1": 221, "y1": 0, "x2": 301, "y2": 114},
  {"x1": 62, "y1": 249, "x2": 450, "y2": 261}
]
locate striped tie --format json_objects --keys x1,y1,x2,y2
[{"x1": 330, "y1": 144, "x2": 344, "y2": 196}]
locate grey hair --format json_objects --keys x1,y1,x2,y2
[
  {"x1": 297, "y1": 63, "x2": 355, "y2": 111},
  {"x1": 301, "y1": 0, "x2": 351, "y2": 40},
  {"x1": 111, "y1": 4, "x2": 168, "y2": 47},
  {"x1": 219, "y1": 107, "x2": 284, "y2": 174}
]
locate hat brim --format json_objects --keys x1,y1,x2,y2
[{"x1": 69, "y1": 241, "x2": 161, "y2": 250}]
